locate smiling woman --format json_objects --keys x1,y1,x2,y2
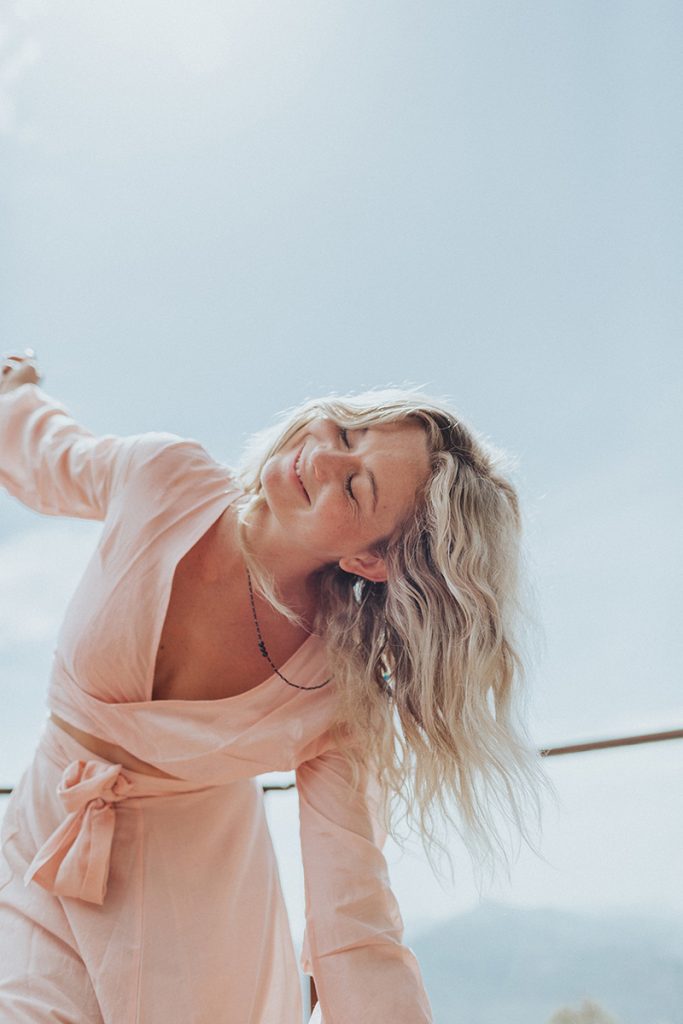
[
  {"x1": 254, "y1": 416, "x2": 431, "y2": 581},
  {"x1": 236, "y1": 388, "x2": 552, "y2": 881},
  {"x1": 0, "y1": 355, "x2": 551, "y2": 1024}
]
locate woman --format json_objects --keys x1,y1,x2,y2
[{"x1": 0, "y1": 350, "x2": 548, "y2": 1024}]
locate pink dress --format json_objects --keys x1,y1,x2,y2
[{"x1": 0, "y1": 384, "x2": 433, "y2": 1024}]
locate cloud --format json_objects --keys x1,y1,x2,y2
[
  {"x1": 0, "y1": 520, "x2": 101, "y2": 648},
  {"x1": 524, "y1": 441, "x2": 682, "y2": 740},
  {"x1": 0, "y1": 14, "x2": 42, "y2": 137}
]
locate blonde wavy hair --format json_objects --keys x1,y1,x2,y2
[{"x1": 235, "y1": 387, "x2": 554, "y2": 889}]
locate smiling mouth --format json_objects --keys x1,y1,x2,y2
[{"x1": 294, "y1": 448, "x2": 310, "y2": 502}]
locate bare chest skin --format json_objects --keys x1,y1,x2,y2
[
  {"x1": 150, "y1": 510, "x2": 311, "y2": 702},
  {"x1": 51, "y1": 508, "x2": 312, "y2": 776}
]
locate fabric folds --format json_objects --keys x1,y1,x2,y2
[
  {"x1": 24, "y1": 759, "x2": 133, "y2": 904},
  {"x1": 0, "y1": 383, "x2": 434, "y2": 1023}
]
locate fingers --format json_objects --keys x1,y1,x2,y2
[
  {"x1": 2, "y1": 348, "x2": 36, "y2": 366},
  {"x1": 0, "y1": 348, "x2": 42, "y2": 391},
  {"x1": 2, "y1": 347, "x2": 36, "y2": 361}
]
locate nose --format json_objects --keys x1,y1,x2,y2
[{"x1": 310, "y1": 446, "x2": 354, "y2": 482}]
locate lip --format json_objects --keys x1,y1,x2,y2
[{"x1": 291, "y1": 445, "x2": 310, "y2": 503}]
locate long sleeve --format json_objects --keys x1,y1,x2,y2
[
  {"x1": 0, "y1": 383, "x2": 180, "y2": 521},
  {"x1": 297, "y1": 742, "x2": 433, "y2": 1024}
]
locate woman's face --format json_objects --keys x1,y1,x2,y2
[{"x1": 259, "y1": 416, "x2": 431, "y2": 579}]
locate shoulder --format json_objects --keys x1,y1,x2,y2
[
  {"x1": 123, "y1": 432, "x2": 213, "y2": 473},
  {"x1": 116, "y1": 432, "x2": 239, "y2": 506}
]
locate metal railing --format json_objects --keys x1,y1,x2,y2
[
  {"x1": 2, "y1": 725, "x2": 681, "y2": 1017},
  {"x1": 1, "y1": 727, "x2": 682, "y2": 797},
  {"x1": 537, "y1": 726, "x2": 683, "y2": 757}
]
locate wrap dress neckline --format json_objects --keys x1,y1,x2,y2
[
  {"x1": 0, "y1": 382, "x2": 435, "y2": 1024},
  {"x1": 144, "y1": 487, "x2": 321, "y2": 706}
]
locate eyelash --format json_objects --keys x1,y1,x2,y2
[{"x1": 339, "y1": 428, "x2": 355, "y2": 501}]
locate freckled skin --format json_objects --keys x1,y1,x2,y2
[{"x1": 257, "y1": 417, "x2": 431, "y2": 578}]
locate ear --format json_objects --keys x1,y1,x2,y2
[{"x1": 338, "y1": 550, "x2": 388, "y2": 583}]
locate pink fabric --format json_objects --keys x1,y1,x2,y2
[
  {"x1": 0, "y1": 383, "x2": 433, "y2": 1023},
  {"x1": 24, "y1": 758, "x2": 133, "y2": 904},
  {"x1": 1, "y1": 721, "x2": 303, "y2": 1023}
]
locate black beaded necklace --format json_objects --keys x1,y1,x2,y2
[{"x1": 246, "y1": 569, "x2": 332, "y2": 691}]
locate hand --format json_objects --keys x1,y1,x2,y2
[{"x1": 0, "y1": 349, "x2": 42, "y2": 395}]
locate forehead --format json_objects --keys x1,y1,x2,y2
[
  {"x1": 359, "y1": 419, "x2": 432, "y2": 491},
  {"x1": 361, "y1": 417, "x2": 429, "y2": 452}
]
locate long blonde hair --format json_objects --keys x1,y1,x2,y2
[{"x1": 236, "y1": 387, "x2": 554, "y2": 889}]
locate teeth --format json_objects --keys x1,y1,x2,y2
[{"x1": 295, "y1": 452, "x2": 306, "y2": 493}]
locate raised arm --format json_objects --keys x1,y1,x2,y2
[
  {"x1": 296, "y1": 740, "x2": 433, "y2": 1024},
  {"x1": 0, "y1": 352, "x2": 174, "y2": 521}
]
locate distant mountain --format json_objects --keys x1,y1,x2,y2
[{"x1": 407, "y1": 900, "x2": 683, "y2": 1024}]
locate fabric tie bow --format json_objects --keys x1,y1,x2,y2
[{"x1": 24, "y1": 758, "x2": 133, "y2": 905}]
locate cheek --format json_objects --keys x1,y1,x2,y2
[
  {"x1": 313, "y1": 505, "x2": 364, "y2": 551},
  {"x1": 302, "y1": 498, "x2": 343, "y2": 535},
  {"x1": 260, "y1": 456, "x2": 293, "y2": 507},
  {"x1": 259, "y1": 459, "x2": 278, "y2": 495}
]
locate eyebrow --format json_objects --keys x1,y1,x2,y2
[
  {"x1": 355, "y1": 427, "x2": 378, "y2": 513},
  {"x1": 367, "y1": 467, "x2": 378, "y2": 513}
]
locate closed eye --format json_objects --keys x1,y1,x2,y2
[
  {"x1": 339, "y1": 427, "x2": 357, "y2": 502},
  {"x1": 340, "y1": 425, "x2": 378, "y2": 513},
  {"x1": 345, "y1": 474, "x2": 355, "y2": 500}
]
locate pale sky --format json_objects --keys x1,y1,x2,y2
[{"x1": 1, "y1": 0, "x2": 681, "y2": 946}]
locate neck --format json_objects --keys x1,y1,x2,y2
[{"x1": 238, "y1": 504, "x2": 325, "y2": 626}]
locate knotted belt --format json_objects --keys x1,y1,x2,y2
[{"x1": 24, "y1": 759, "x2": 135, "y2": 905}]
